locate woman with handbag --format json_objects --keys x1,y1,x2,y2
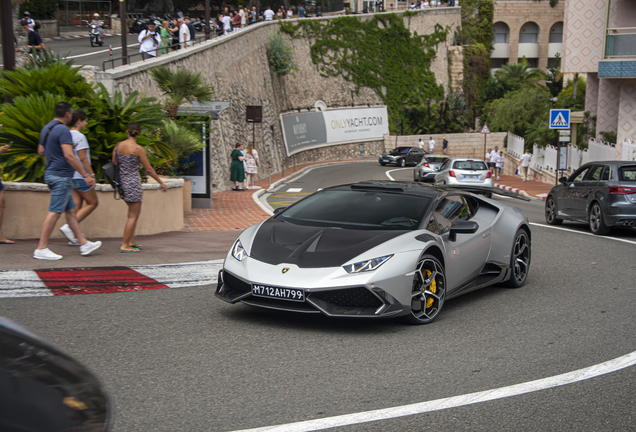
[{"x1": 113, "y1": 122, "x2": 167, "y2": 253}]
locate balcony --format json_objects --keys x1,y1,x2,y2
[
  {"x1": 605, "y1": 33, "x2": 636, "y2": 58},
  {"x1": 548, "y1": 42, "x2": 562, "y2": 58},
  {"x1": 517, "y1": 43, "x2": 539, "y2": 59},
  {"x1": 492, "y1": 43, "x2": 510, "y2": 59}
]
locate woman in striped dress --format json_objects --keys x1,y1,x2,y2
[{"x1": 113, "y1": 122, "x2": 167, "y2": 253}]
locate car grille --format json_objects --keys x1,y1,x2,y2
[
  {"x1": 222, "y1": 271, "x2": 251, "y2": 295},
  {"x1": 310, "y1": 287, "x2": 383, "y2": 309}
]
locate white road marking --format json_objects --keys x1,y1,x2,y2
[
  {"x1": 231, "y1": 350, "x2": 636, "y2": 432},
  {"x1": 131, "y1": 260, "x2": 223, "y2": 288},
  {"x1": 286, "y1": 188, "x2": 303, "y2": 192},
  {"x1": 64, "y1": 43, "x2": 140, "y2": 60},
  {"x1": 385, "y1": 168, "x2": 411, "y2": 181},
  {"x1": 0, "y1": 270, "x2": 52, "y2": 298},
  {"x1": 529, "y1": 223, "x2": 636, "y2": 246}
]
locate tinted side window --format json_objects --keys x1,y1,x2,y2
[
  {"x1": 619, "y1": 166, "x2": 636, "y2": 181},
  {"x1": 600, "y1": 165, "x2": 610, "y2": 181},
  {"x1": 570, "y1": 167, "x2": 590, "y2": 182},
  {"x1": 586, "y1": 165, "x2": 604, "y2": 181},
  {"x1": 433, "y1": 196, "x2": 473, "y2": 234}
]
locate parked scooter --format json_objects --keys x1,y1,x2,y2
[
  {"x1": 129, "y1": 17, "x2": 148, "y2": 33},
  {"x1": 87, "y1": 20, "x2": 103, "y2": 46}
]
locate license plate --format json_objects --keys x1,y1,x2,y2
[
  {"x1": 381, "y1": 160, "x2": 389, "y2": 163},
  {"x1": 252, "y1": 284, "x2": 305, "y2": 302}
]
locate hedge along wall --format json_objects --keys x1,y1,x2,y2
[{"x1": 93, "y1": 8, "x2": 461, "y2": 192}]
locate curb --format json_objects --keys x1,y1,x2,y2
[{"x1": 494, "y1": 183, "x2": 522, "y2": 194}]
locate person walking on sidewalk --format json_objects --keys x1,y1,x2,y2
[
  {"x1": 428, "y1": 137, "x2": 435, "y2": 153},
  {"x1": 244, "y1": 142, "x2": 260, "y2": 189},
  {"x1": 59, "y1": 109, "x2": 98, "y2": 246},
  {"x1": 495, "y1": 150, "x2": 504, "y2": 181},
  {"x1": 489, "y1": 146, "x2": 499, "y2": 177},
  {"x1": 34, "y1": 102, "x2": 102, "y2": 260},
  {"x1": 0, "y1": 142, "x2": 14, "y2": 244},
  {"x1": 442, "y1": 136, "x2": 448, "y2": 155},
  {"x1": 519, "y1": 149, "x2": 532, "y2": 181},
  {"x1": 230, "y1": 143, "x2": 246, "y2": 191},
  {"x1": 114, "y1": 122, "x2": 167, "y2": 253}
]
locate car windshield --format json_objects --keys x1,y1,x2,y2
[
  {"x1": 426, "y1": 156, "x2": 447, "y2": 163},
  {"x1": 453, "y1": 160, "x2": 487, "y2": 170},
  {"x1": 389, "y1": 147, "x2": 411, "y2": 155},
  {"x1": 619, "y1": 166, "x2": 636, "y2": 181},
  {"x1": 277, "y1": 190, "x2": 432, "y2": 230}
]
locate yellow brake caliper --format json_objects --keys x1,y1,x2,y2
[{"x1": 424, "y1": 269, "x2": 436, "y2": 309}]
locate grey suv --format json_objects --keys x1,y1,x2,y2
[
  {"x1": 545, "y1": 161, "x2": 636, "y2": 234},
  {"x1": 414, "y1": 155, "x2": 449, "y2": 182}
]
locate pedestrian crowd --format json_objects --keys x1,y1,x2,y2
[
  {"x1": 229, "y1": 142, "x2": 260, "y2": 191},
  {"x1": 5, "y1": 101, "x2": 168, "y2": 260},
  {"x1": 409, "y1": 0, "x2": 456, "y2": 9}
]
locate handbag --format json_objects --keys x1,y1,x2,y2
[{"x1": 102, "y1": 162, "x2": 121, "y2": 200}]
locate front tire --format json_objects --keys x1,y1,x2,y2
[
  {"x1": 589, "y1": 202, "x2": 610, "y2": 235},
  {"x1": 507, "y1": 229, "x2": 531, "y2": 288},
  {"x1": 90, "y1": 38, "x2": 95, "y2": 47},
  {"x1": 404, "y1": 254, "x2": 446, "y2": 324},
  {"x1": 398, "y1": 158, "x2": 406, "y2": 167},
  {"x1": 380, "y1": 162, "x2": 386, "y2": 166},
  {"x1": 545, "y1": 196, "x2": 563, "y2": 225}
]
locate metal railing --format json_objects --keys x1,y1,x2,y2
[{"x1": 102, "y1": 33, "x2": 213, "y2": 71}]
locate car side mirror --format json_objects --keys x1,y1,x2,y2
[
  {"x1": 448, "y1": 220, "x2": 479, "y2": 242},
  {"x1": 559, "y1": 176, "x2": 568, "y2": 185},
  {"x1": 273, "y1": 207, "x2": 286, "y2": 215}
]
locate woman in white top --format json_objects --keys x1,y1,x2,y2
[
  {"x1": 244, "y1": 142, "x2": 260, "y2": 189},
  {"x1": 59, "y1": 109, "x2": 98, "y2": 246}
]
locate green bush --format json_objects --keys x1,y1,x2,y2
[
  {"x1": 19, "y1": 0, "x2": 57, "y2": 19},
  {"x1": 266, "y1": 33, "x2": 299, "y2": 77}
]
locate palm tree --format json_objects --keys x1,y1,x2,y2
[
  {"x1": 494, "y1": 62, "x2": 546, "y2": 95},
  {"x1": 149, "y1": 66, "x2": 215, "y2": 119}
]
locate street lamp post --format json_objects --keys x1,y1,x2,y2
[
  {"x1": 120, "y1": 0, "x2": 128, "y2": 65},
  {"x1": 1, "y1": 0, "x2": 16, "y2": 76}
]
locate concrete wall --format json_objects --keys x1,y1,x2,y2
[
  {"x1": 2, "y1": 179, "x2": 185, "y2": 240},
  {"x1": 562, "y1": 0, "x2": 605, "y2": 74},
  {"x1": 384, "y1": 132, "x2": 507, "y2": 159},
  {"x1": 93, "y1": 9, "x2": 461, "y2": 191},
  {"x1": 37, "y1": 19, "x2": 58, "y2": 38}
]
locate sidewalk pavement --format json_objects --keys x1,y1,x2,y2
[{"x1": 494, "y1": 175, "x2": 554, "y2": 201}]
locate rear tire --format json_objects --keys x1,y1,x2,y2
[
  {"x1": 403, "y1": 254, "x2": 446, "y2": 325},
  {"x1": 589, "y1": 202, "x2": 610, "y2": 235},
  {"x1": 545, "y1": 196, "x2": 563, "y2": 225}
]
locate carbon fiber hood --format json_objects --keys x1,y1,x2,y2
[{"x1": 249, "y1": 219, "x2": 405, "y2": 268}]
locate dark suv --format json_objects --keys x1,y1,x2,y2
[
  {"x1": 545, "y1": 161, "x2": 636, "y2": 234},
  {"x1": 379, "y1": 147, "x2": 427, "y2": 167}
]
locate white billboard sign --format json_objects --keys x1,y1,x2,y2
[{"x1": 280, "y1": 106, "x2": 389, "y2": 156}]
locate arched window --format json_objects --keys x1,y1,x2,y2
[
  {"x1": 493, "y1": 22, "x2": 510, "y2": 44},
  {"x1": 549, "y1": 22, "x2": 564, "y2": 43},
  {"x1": 519, "y1": 22, "x2": 540, "y2": 43}
]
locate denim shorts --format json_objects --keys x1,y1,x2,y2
[
  {"x1": 73, "y1": 178, "x2": 93, "y2": 193},
  {"x1": 45, "y1": 175, "x2": 76, "y2": 213}
]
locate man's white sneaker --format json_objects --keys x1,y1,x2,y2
[
  {"x1": 80, "y1": 240, "x2": 102, "y2": 256},
  {"x1": 34, "y1": 248, "x2": 63, "y2": 260},
  {"x1": 59, "y1": 224, "x2": 79, "y2": 245}
]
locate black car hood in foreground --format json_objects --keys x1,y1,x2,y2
[{"x1": 249, "y1": 219, "x2": 406, "y2": 268}]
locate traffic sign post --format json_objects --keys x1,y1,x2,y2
[
  {"x1": 480, "y1": 124, "x2": 491, "y2": 160},
  {"x1": 555, "y1": 128, "x2": 571, "y2": 184}
]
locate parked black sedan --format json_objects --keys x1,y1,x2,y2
[
  {"x1": 545, "y1": 161, "x2": 636, "y2": 234},
  {"x1": 379, "y1": 147, "x2": 428, "y2": 167}
]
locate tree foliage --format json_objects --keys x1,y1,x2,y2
[
  {"x1": 266, "y1": 33, "x2": 299, "y2": 78},
  {"x1": 482, "y1": 85, "x2": 553, "y2": 137},
  {"x1": 149, "y1": 65, "x2": 215, "y2": 119},
  {"x1": 281, "y1": 14, "x2": 448, "y2": 133}
]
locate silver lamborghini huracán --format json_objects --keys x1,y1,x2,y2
[{"x1": 215, "y1": 182, "x2": 531, "y2": 324}]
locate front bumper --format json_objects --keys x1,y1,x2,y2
[{"x1": 379, "y1": 156, "x2": 397, "y2": 164}]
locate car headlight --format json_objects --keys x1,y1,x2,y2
[
  {"x1": 343, "y1": 255, "x2": 392, "y2": 273},
  {"x1": 231, "y1": 239, "x2": 248, "y2": 261}
]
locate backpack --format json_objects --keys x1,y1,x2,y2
[
  {"x1": 102, "y1": 162, "x2": 121, "y2": 199},
  {"x1": 34, "y1": 20, "x2": 41, "y2": 31}
]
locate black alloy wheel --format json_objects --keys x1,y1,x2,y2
[
  {"x1": 507, "y1": 229, "x2": 531, "y2": 288},
  {"x1": 404, "y1": 254, "x2": 445, "y2": 324},
  {"x1": 398, "y1": 158, "x2": 406, "y2": 167},
  {"x1": 589, "y1": 202, "x2": 610, "y2": 235},
  {"x1": 545, "y1": 196, "x2": 563, "y2": 225}
]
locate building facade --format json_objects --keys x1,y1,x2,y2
[
  {"x1": 491, "y1": 0, "x2": 565, "y2": 72},
  {"x1": 563, "y1": 0, "x2": 636, "y2": 152}
]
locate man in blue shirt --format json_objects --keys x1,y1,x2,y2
[
  {"x1": 298, "y1": 6, "x2": 306, "y2": 17},
  {"x1": 34, "y1": 102, "x2": 102, "y2": 260}
]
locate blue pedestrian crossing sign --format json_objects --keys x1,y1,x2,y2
[{"x1": 550, "y1": 109, "x2": 571, "y2": 129}]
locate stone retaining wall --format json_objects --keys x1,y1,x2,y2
[
  {"x1": 93, "y1": 9, "x2": 461, "y2": 191},
  {"x1": 384, "y1": 132, "x2": 508, "y2": 159},
  {"x1": 2, "y1": 178, "x2": 184, "y2": 240}
]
